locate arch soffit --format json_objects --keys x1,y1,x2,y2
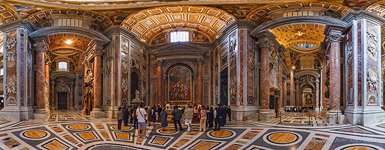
[
  {"x1": 366, "y1": 1, "x2": 385, "y2": 18},
  {"x1": 246, "y1": 2, "x2": 352, "y2": 25},
  {"x1": 300, "y1": 83, "x2": 315, "y2": 90},
  {"x1": 29, "y1": 26, "x2": 110, "y2": 45},
  {"x1": 131, "y1": 68, "x2": 141, "y2": 78},
  {"x1": 51, "y1": 72, "x2": 75, "y2": 80},
  {"x1": 121, "y1": 6, "x2": 236, "y2": 43},
  {"x1": 250, "y1": 16, "x2": 348, "y2": 37},
  {"x1": 26, "y1": 9, "x2": 113, "y2": 32},
  {"x1": 0, "y1": 3, "x2": 20, "y2": 24},
  {"x1": 150, "y1": 42, "x2": 210, "y2": 54},
  {"x1": 294, "y1": 70, "x2": 320, "y2": 79}
]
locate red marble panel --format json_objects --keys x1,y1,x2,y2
[
  {"x1": 5, "y1": 29, "x2": 17, "y2": 106},
  {"x1": 346, "y1": 29, "x2": 354, "y2": 106},
  {"x1": 357, "y1": 20, "x2": 363, "y2": 106}
]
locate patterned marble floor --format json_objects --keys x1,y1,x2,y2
[{"x1": 1, "y1": 119, "x2": 385, "y2": 150}]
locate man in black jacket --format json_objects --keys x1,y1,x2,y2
[
  {"x1": 173, "y1": 105, "x2": 183, "y2": 131},
  {"x1": 122, "y1": 105, "x2": 129, "y2": 126},
  {"x1": 214, "y1": 105, "x2": 222, "y2": 131}
]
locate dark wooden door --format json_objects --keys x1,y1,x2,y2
[{"x1": 58, "y1": 92, "x2": 67, "y2": 110}]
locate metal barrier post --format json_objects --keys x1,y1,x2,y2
[{"x1": 336, "y1": 112, "x2": 339, "y2": 124}]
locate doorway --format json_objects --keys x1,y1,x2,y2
[
  {"x1": 58, "y1": 92, "x2": 67, "y2": 110},
  {"x1": 220, "y1": 68, "x2": 228, "y2": 105}
]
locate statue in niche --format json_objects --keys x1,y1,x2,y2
[
  {"x1": 229, "y1": 38, "x2": 236, "y2": 52},
  {"x1": 83, "y1": 69, "x2": 94, "y2": 114},
  {"x1": 270, "y1": 64, "x2": 277, "y2": 87}
]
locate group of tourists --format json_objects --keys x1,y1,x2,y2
[{"x1": 116, "y1": 103, "x2": 232, "y2": 138}]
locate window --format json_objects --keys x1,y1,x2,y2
[
  {"x1": 53, "y1": 18, "x2": 87, "y2": 28},
  {"x1": 58, "y1": 62, "x2": 68, "y2": 71},
  {"x1": 170, "y1": 31, "x2": 189, "y2": 43}
]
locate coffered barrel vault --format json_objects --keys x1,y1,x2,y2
[{"x1": 121, "y1": 6, "x2": 236, "y2": 43}]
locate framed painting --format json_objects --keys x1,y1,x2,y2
[{"x1": 167, "y1": 65, "x2": 193, "y2": 102}]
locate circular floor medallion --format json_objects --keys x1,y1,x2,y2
[
  {"x1": 335, "y1": 144, "x2": 384, "y2": 150},
  {"x1": 206, "y1": 129, "x2": 236, "y2": 139},
  {"x1": 21, "y1": 129, "x2": 50, "y2": 140},
  {"x1": 110, "y1": 125, "x2": 133, "y2": 131},
  {"x1": 156, "y1": 128, "x2": 179, "y2": 135},
  {"x1": 263, "y1": 131, "x2": 302, "y2": 146},
  {"x1": 66, "y1": 124, "x2": 91, "y2": 131}
]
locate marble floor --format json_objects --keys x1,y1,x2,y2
[{"x1": 1, "y1": 119, "x2": 385, "y2": 150}]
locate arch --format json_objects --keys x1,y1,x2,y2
[
  {"x1": 295, "y1": 70, "x2": 320, "y2": 79},
  {"x1": 0, "y1": 3, "x2": 20, "y2": 24},
  {"x1": 26, "y1": 9, "x2": 113, "y2": 32},
  {"x1": 246, "y1": 2, "x2": 352, "y2": 25},
  {"x1": 366, "y1": 1, "x2": 385, "y2": 17},
  {"x1": 250, "y1": 16, "x2": 348, "y2": 37},
  {"x1": 163, "y1": 61, "x2": 196, "y2": 77},
  {"x1": 121, "y1": 6, "x2": 236, "y2": 43},
  {"x1": 29, "y1": 26, "x2": 110, "y2": 44}
]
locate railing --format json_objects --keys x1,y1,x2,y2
[{"x1": 277, "y1": 110, "x2": 325, "y2": 126}]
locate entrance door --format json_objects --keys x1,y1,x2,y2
[
  {"x1": 220, "y1": 68, "x2": 228, "y2": 105},
  {"x1": 58, "y1": 92, "x2": 67, "y2": 110}
]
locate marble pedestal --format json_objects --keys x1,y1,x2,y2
[
  {"x1": 106, "y1": 106, "x2": 118, "y2": 119},
  {"x1": 231, "y1": 106, "x2": 258, "y2": 121},
  {"x1": 0, "y1": 107, "x2": 33, "y2": 121},
  {"x1": 258, "y1": 109, "x2": 276, "y2": 121},
  {"x1": 344, "y1": 108, "x2": 385, "y2": 126},
  {"x1": 327, "y1": 110, "x2": 344, "y2": 125},
  {"x1": 34, "y1": 109, "x2": 49, "y2": 120},
  {"x1": 90, "y1": 108, "x2": 106, "y2": 118}
]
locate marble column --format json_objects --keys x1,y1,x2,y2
[
  {"x1": 315, "y1": 79, "x2": 320, "y2": 114},
  {"x1": 277, "y1": 53, "x2": 284, "y2": 112},
  {"x1": 295, "y1": 80, "x2": 300, "y2": 106},
  {"x1": 36, "y1": 48, "x2": 47, "y2": 113},
  {"x1": 90, "y1": 49, "x2": 105, "y2": 118},
  {"x1": 290, "y1": 69, "x2": 295, "y2": 106},
  {"x1": 156, "y1": 60, "x2": 163, "y2": 105},
  {"x1": 44, "y1": 59, "x2": 50, "y2": 112},
  {"x1": 257, "y1": 37, "x2": 275, "y2": 121},
  {"x1": 328, "y1": 30, "x2": 342, "y2": 111},
  {"x1": 326, "y1": 29, "x2": 343, "y2": 124},
  {"x1": 196, "y1": 58, "x2": 203, "y2": 105}
]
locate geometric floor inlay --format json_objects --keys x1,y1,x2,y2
[
  {"x1": 21, "y1": 129, "x2": 50, "y2": 140},
  {"x1": 1, "y1": 120, "x2": 385, "y2": 150}
]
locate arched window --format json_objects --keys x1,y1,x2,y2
[
  {"x1": 58, "y1": 62, "x2": 68, "y2": 71},
  {"x1": 170, "y1": 31, "x2": 189, "y2": 43}
]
